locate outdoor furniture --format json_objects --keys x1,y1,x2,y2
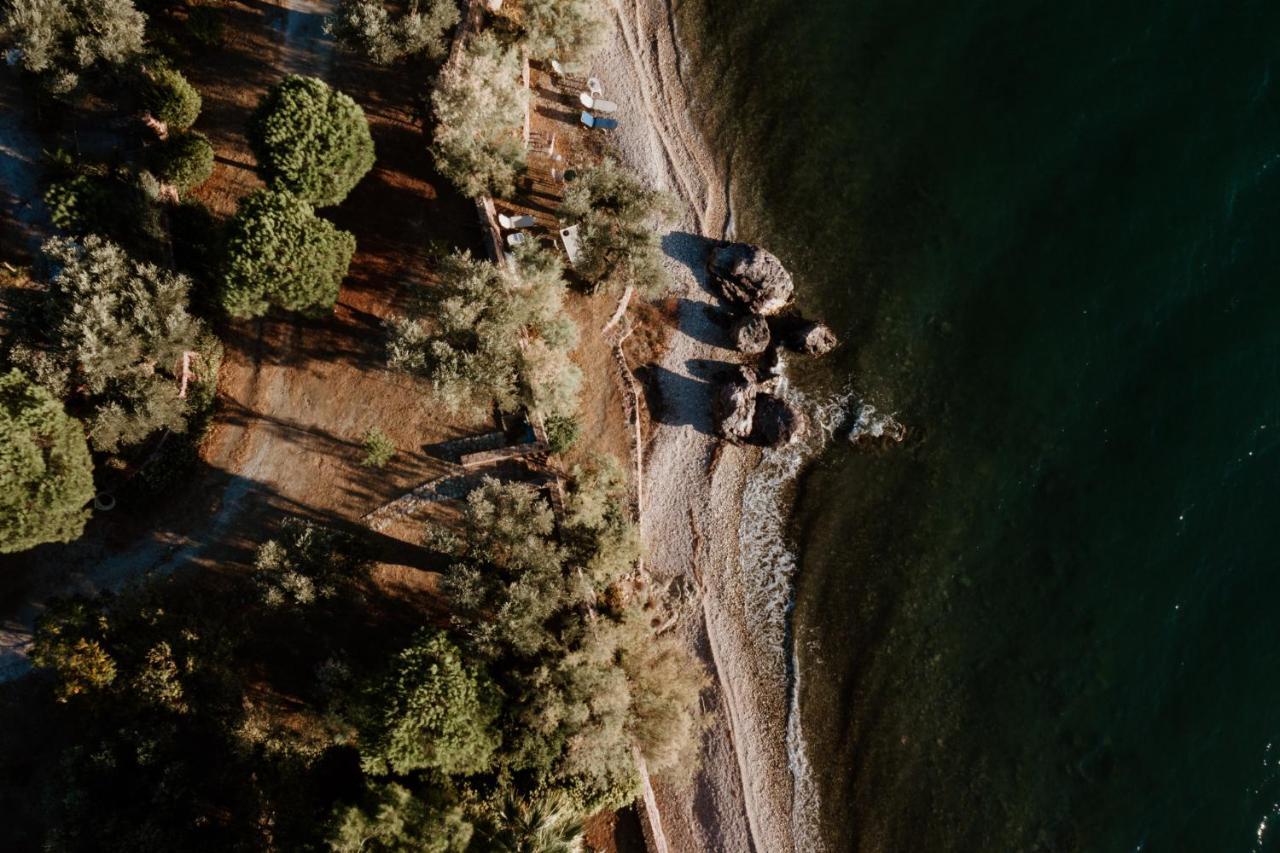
[
  {"x1": 551, "y1": 59, "x2": 585, "y2": 78},
  {"x1": 560, "y1": 225, "x2": 582, "y2": 265},
  {"x1": 587, "y1": 77, "x2": 604, "y2": 97},
  {"x1": 579, "y1": 92, "x2": 618, "y2": 113},
  {"x1": 498, "y1": 213, "x2": 536, "y2": 229},
  {"x1": 580, "y1": 111, "x2": 619, "y2": 131},
  {"x1": 506, "y1": 232, "x2": 529, "y2": 247}
]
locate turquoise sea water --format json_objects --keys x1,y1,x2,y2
[{"x1": 678, "y1": 1, "x2": 1280, "y2": 849}]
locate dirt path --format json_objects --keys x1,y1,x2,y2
[{"x1": 0, "y1": 0, "x2": 486, "y2": 679}]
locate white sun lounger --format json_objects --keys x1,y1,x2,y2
[
  {"x1": 498, "y1": 213, "x2": 536, "y2": 229},
  {"x1": 506, "y1": 232, "x2": 528, "y2": 247},
  {"x1": 579, "y1": 92, "x2": 618, "y2": 113},
  {"x1": 560, "y1": 225, "x2": 582, "y2": 265},
  {"x1": 587, "y1": 77, "x2": 604, "y2": 97},
  {"x1": 580, "y1": 111, "x2": 619, "y2": 131}
]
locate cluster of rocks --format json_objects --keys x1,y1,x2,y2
[{"x1": 706, "y1": 241, "x2": 839, "y2": 448}]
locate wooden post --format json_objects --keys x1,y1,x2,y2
[{"x1": 522, "y1": 50, "x2": 531, "y2": 147}]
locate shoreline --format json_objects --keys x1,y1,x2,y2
[{"x1": 594, "y1": 2, "x2": 807, "y2": 850}]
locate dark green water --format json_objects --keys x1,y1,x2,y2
[{"x1": 677, "y1": 1, "x2": 1280, "y2": 850}]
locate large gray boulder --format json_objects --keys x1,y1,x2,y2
[
  {"x1": 713, "y1": 366, "x2": 758, "y2": 442},
  {"x1": 707, "y1": 242, "x2": 794, "y2": 316},
  {"x1": 752, "y1": 393, "x2": 807, "y2": 448},
  {"x1": 730, "y1": 315, "x2": 771, "y2": 354}
]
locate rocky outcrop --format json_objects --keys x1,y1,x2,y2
[
  {"x1": 752, "y1": 393, "x2": 807, "y2": 448},
  {"x1": 707, "y1": 242, "x2": 794, "y2": 316},
  {"x1": 713, "y1": 366, "x2": 758, "y2": 442},
  {"x1": 783, "y1": 320, "x2": 838, "y2": 356},
  {"x1": 730, "y1": 315, "x2": 771, "y2": 355}
]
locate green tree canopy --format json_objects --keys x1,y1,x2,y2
[
  {"x1": 1, "y1": 0, "x2": 146, "y2": 94},
  {"x1": 249, "y1": 75, "x2": 376, "y2": 207},
  {"x1": 361, "y1": 632, "x2": 502, "y2": 777},
  {"x1": 219, "y1": 188, "x2": 356, "y2": 318},
  {"x1": 326, "y1": 0, "x2": 459, "y2": 65},
  {"x1": 9, "y1": 235, "x2": 209, "y2": 452},
  {"x1": 387, "y1": 246, "x2": 580, "y2": 417},
  {"x1": 329, "y1": 782, "x2": 473, "y2": 853},
  {"x1": 0, "y1": 369, "x2": 94, "y2": 553},
  {"x1": 430, "y1": 32, "x2": 528, "y2": 198},
  {"x1": 559, "y1": 157, "x2": 676, "y2": 296},
  {"x1": 152, "y1": 131, "x2": 215, "y2": 193},
  {"x1": 143, "y1": 65, "x2": 202, "y2": 130},
  {"x1": 503, "y1": 0, "x2": 608, "y2": 61}
]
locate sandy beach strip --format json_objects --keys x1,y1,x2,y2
[{"x1": 590, "y1": 2, "x2": 799, "y2": 851}]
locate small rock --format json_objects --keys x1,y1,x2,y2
[
  {"x1": 707, "y1": 242, "x2": 794, "y2": 316},
  {"x1": 752, "y1": 393, "x2": 807, "y2": 448},
  {"x1": 848, "y1": 404, "x2": 907, "y2": 445},
  {"x1": 730, "y1": 315, "x2": 771, "y2": 354},
  {"x1": 785, "y1": 321, "x2": 838, "y2": 356},
  {"x1": 713, "y1": 366, "x2": 757, "y2": 443}
]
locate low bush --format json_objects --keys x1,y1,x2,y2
[
  {"x1": 143, "y1": 65, "x2": 202, "y2": 130},
  {"x1": 151, "y1": 131, "x2": 214, "y2": 193}
]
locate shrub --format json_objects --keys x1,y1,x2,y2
[
  {"x1": 326, "y1": 0, "x2": 459, "y2": 65},
  {"x1": 503, "y1": 0, "x2": 608, "y2": 61},
  {"x1": 44, "y1": 173, "x2": 112, "y2": 232},
  {"x1": 361, "y1": 427, "x2": 396, "y2": 468},
  {"x1": 185, "y1": 0, "x2": 225, "y2": 47},
  {"x1": 1, "y1": 0, "x2": 147, "y2": 94},
  {"x1": 544, "y1": 413, "x2": 579, "y2": 454},
  {"x1": 253, "y1": 519, "x2": 365, "y2": 608},
  {"x1": 43, "y1": 169, "x2": 166, "y2": 256},
  {"x1": 249, "y1": 75, "x2": 376, "y2": 207},
  {"x1": 151, "y1": 131, "x2": 214, "y2": 192},
  {"x1": 559, "y1": 157, "x2": 676, "y2": 296},
  {"x1": 219, "y1": 188, "x2": 356, "y2": 318},
  {"x1": 386, "y1": 247, "x2": 579, "y2": 417},
  {"x1": 330, "y1": 783, "x2": 472, "y2": 853},
  {"x1": 143, "y1": 65, "x2": 202, "y2": 130},
  {"x1": 28, "y1": 235, "x2": 209, "y2": 452},
  {"x1": 361, "y1": 632, "x2": 501, "y2": 776},
  {"x1": 0, "y1": 369, "x2": 94, "y2": 553},
  {"x1": 430, "y1": 32, "x2": 528, "y2": 198}
]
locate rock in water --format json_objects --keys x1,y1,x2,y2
[
  {"x1": 707, "y1": 242, "x2": 794, "y2": 316},
  {"x1": 753, "y1": 393, "x2": 807, "y2": 447},
  {"x1": 785, "y1": 321, "x2": 838, "y2": 356},
  {"x1": 713, "y1": 366, "x2": 758, "y2": 442},
  {"x1": 848, "y1": 404, "x2": 907, "y2": 445},
  {"x1": 731, "y1": 315, "x2": 771, "y2": 354}
]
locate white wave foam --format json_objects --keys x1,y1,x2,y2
[{"x1": 737, "y1": 374, "x2": 852, "y2": 853}]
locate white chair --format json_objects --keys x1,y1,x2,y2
[
  {"x1": 498, "y1": 213, "x2": 536, "y2": 229},
  {"x1": 580, "y1": 111, "x2": 619, "y2": 131},
  {"x1": 587, "y1": 77, "x2": 604, "y2": 97},
  {"x1": 579, "y1": 92, "x2": 618, "y2": 113},
  {"x1": 506, "y1": 232, "x2": 529, "y2": 247}
]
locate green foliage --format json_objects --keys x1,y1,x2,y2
[
  {"x1": 361, "y1": 631, "x2": 501, "y2": 777},
  {"x1": 361, "y1": 427, "x2": 396, "y2": 468},
  {"x1": 15, "y1": 235, "x2": 209, "y2": 452},
  {"x1": 31, "y1": 598, "x2": 117, "y2": 700},
  {"x1": 330, "y1": 782, "x2": 472, "y2": 853},
  {"x1": 152, "y1": 130, "x2": 215, "y2": 192},
  {"x1": 543, "y1": 413, "x2": 579, "y2": 454},
  {"x1": 43, "y1": 173, "x2": 111, "y2": 232},
  {"x1": 503, "y1": 0, "x2": 608, "y2": 61},
  {"x1": 0, "y1": 370, "x2": 93, "y2": 553},
  {"x1": 326, "y1": 0, "x2": 459, "y2": 65},
  {"x1": 43, "y1": 168, "x2": 167, "y2": 255},
  {"x1": 476, "y1": 793, "x2": 585, "y2": 853},
  {"x1": 1, "y1": 0, "x2": 147, "y2": 94},
  {"x1": 253, "y1": 519, "x2": 366, "y2": 609},
  {"x1": 143, "y1": 65, "x2": 202, "y2": 130},
  {"x1": 387, "y1": 247, "x2": 580, "y2": 418},
  {"x1": 185, "y1": 0, "x2": 225, "y2": 47},
  {"x1": 219, "y1": 188, "x2": 356, "y2": 318},
  {"x1": 559, "y1": 157, "x2": 677, "y2": 296},
  {"x1": 249, "y1": 75, "x2": 376, "y2": 207},
  {"x1": 430, "y1": 32, "x2": 529, "y2": 198}
]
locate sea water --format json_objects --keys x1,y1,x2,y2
[{"x1": 677, "y1": 0, "x2": 1280, "y2": 849}]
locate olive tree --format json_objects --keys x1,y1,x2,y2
[
  {"x1": 326, "y1": 0, "x2": 459, "y2": 65},
  {"x1": 0, "y1": 369, "x2": 94, "y2": 553},
  {"x1": 387, "y1": 246, "x2": 579, "y2": 418},
  {"x1": 503, "y1": 0, "x2": 608, "y2": 61},
  {"x1": 10, "y1": 235, "x2": 210, "y2": 453},
  {"x1": 249, "y1": 75, "x2": 376, "y2": 207},
  {"x1": 430, "y1": 32, "x2": 528, "y2": 198},
  {"x1": 0, "y1": 0, "x2": 146, "y2": 93},
  {"x1": 560, "y1": 157, "x2": 676, "y2": 296},
  {"x1": 219, "y1": 188, "x2": 356, "y2": 318}
]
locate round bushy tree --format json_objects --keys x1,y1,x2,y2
[
  {"x1": 219, "y1": 188, "x2": 356, "y2": 318},
  {"x1": 143, "y1": 66, "x2": 202, "y2": 131},
  {"x1": 0, "y1": 369, "x2": 94, "y2": 554},
  {"x1": 1, "y1": 0, "x2": 146, "y2": 94},
  {"x1": 152, "y1": 131, "x2": 214, "y2": 192},
  {"x1": 248, "y1": 75, "x2": 376, "y2": 207},
  {"x1": 326, "y1": 0, "x2": 460, "y2": 65}
]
